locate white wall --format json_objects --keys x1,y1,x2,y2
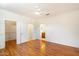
[
  {"x1": 0, "y1": 16, "x2": 5, "y2": 49},
  {"x1": 37, "y1": 10, "x2": 79, "y2": 48},
  {"x1": 0, "y1": 9, "x2": 32, "y2": 49},
  {"x1": 33, "y1": 20, "x2": 40, "y2": 39}
]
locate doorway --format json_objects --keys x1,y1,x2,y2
[
  {"x1": 28, "y1": 24, "x2": 34, "y2": 40},
  {"x1": 40, "y1": 24, "x2": 46, "y2": 39},
  {"x1": 5, "y1": 20, "x2": 16, "y2": 47}
]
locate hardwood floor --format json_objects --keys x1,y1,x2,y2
[{"x1": 0, "y1": 40, "x2": 79, "y2": 56}]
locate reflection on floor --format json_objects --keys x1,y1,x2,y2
[{"x1": 0, "y1": 40, "x2": 79, "y2": 56}]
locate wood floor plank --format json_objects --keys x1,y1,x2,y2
[{"x1": 0, "y1": 40, "x2": 79, "y2": 56}]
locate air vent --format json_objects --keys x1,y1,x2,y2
[{"x1": 45, "y1": 13, "x2": 50, "y2": 16}]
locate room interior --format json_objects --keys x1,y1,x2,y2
[{"x1": 0, "y1": 3, "x2": 79, "y2": 56}]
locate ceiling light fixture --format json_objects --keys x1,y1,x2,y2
[{"x1": 35, "y1": 12, "x2": 40, "y2": 15}]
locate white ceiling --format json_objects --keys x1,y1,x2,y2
[{"x1": 0, "y1": 3, "x2": 79, "y2": 19}]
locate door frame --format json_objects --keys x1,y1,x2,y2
[{"x1": 5, "y1": 20, "x2": 17, "y2": 45}]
